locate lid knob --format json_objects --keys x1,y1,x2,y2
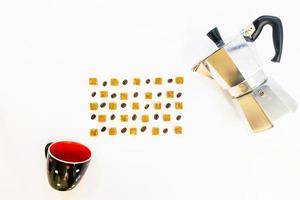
[{"x1": 207, "y1": 27, "x2": 224, "y2": 48}]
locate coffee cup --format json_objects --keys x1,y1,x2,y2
[{"x1": 45, "y1": 141, "x2": 92, "y2": 191}]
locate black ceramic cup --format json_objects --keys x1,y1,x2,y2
[{"x1": 45, "y1": 141, "x2": 92, "y2": 191}]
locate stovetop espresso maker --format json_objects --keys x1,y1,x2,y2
[{"x1": 193, "y1": 15, "x2": 297, "y2": 132}]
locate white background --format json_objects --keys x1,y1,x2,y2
[{"x1": 0, "y1": 0, "x2": 300, "y2": 199}]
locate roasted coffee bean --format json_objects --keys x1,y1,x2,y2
[
  {"x1": 144, "y1": 104, "x2": 149, "y2": 109},
  {"x1": 121, "y1": 103, "x2": 126, "y2": 108},
  {"x1": 110, "y1": 114, "x2": 116, "y2": 120},
  {"x1": 91, "y1": 114, "x2": 96, "y2": 120},
  {"x1": 101, "y1": 127, "x2": 106, "y2": 132},
  {"x1": 111, "y1": 93, "x2": 117, "y2": 98},
  {"x1": 102, "y1": 81, "x2": 107, "y2": 86},
  {"x1": 133, "y1": 92, "x2": 139, "y2": 98},
  {"x1": 132, "y1": 114, "x2": 137, "y2": 121},
  {"x1": 176, "y1": 115, "x2": 182, "y2": 121},
  {"x1": 122, "y1": 79, "x2": 128, "y2": 85},
  {"x1": 165, "y1": 103, "x2": 171, "y2": 109},
  {"x1": 168, "y1": 78, "x2": 173, "y2": 83},
  {"x1": 176, "y1": 92, "x2": 182, "y2": 98},
  {"x1": 100, "y1": 102, "x2": 106, "y2": 108},
  {"x1": 141, "y1": 126, "x2": 147, "y2": 132},
  {"x1": 157, "y1": 92, "x2": 162, "y2": 97},
  {"x1": 163, "y1": 128, "x2": 168, "y2": 133},
  {"x1": 145, "y1": 79, "x2": 150, "y2": 84},
  {"x1": 154, "y1": 114, "x2": 159, "y2": 120},
  {"x1": 91, "y1": 92, "x2": 96, "y2": 97},
  {"x1": 121, "y1": 128, "x2": 127, "y2": 133}
]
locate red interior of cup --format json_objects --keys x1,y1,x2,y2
[{"x1": 49, "y1": 141, "x2": 92, "y2": 163}]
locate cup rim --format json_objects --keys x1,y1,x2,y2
[{"x1": 48, "y1": 141, "x2": 92, "y2": 164}]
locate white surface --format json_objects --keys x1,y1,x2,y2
[{"x1": 0, "y1": 0, "x2": 300, "y2": 200}]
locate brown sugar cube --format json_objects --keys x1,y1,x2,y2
[
  {"x1": 133, "y1": 78, "x2": 141, "y2": 85},
  {"x1": 98, "y1": 115, "x2": 107, "y2": 122},
  {"x1": 110, "y1": 78, "x2": 119, "y2": 86},
  {"x1": 145, "y1": 92, "x2": 152, "y2": 99},
  {"x1": 90, "y1": 128, "x2": 98, "y2": 137},
  {"x1": 109, "y1": 128, "x2": 117, "y2": 136},
  {"x1": 152, "y1": 127, "x2": 159, "y2": 136},
  {"x1": 89, "y1": 78, "x2": 98, "y2": 85},
  {"x1": 109, "y1": 102, "x2": 117, "y2": 110},
  {"x1": 132, "y1": 102, "x2": 139, "y2": 110},
  {"x1": 120, "y1": 92, "x2": 128, "y2": 100},
  {"x1": 154, "y1": 102, "x2": 161, "y2": 110},
  {"x1": 175, "y1": 76, "x2": 184, "y2": 84},
  {"x1": 174, "y1": 126, "x2": 183, "y2": 134},
  {"x1": 141, "y1": 115, "x2": 149, "y2": 123},
  {"x1": 120, "y1": 114, "x2": 128, "y2": 122},
  {"x1": 130, "y1": 127, "x2": 137, "y2": 135},
  {"x1": 154, "y1": 77, "x2": 162, "y2": 85},
  {"x1": 175, "y1": 102, "x2": 183, "y2": 110},
  {"x1": 163, "y1": 114, "x2": 171, "y2": 121},
  {"x1": 100, "y1": 91, "x2": 108, "y2": 98},
  {"x1": 166, "y1": 91, "x2": 174, "y2": 98},
  {"x1": 90, "y1": 103, "x2": 98, "y2": 110}
]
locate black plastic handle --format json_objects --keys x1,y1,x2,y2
[
  {"x1": 207, "y1": 27, "x2": 225, "y2": 48},
  {"x1": 45, "y1": 142, "x2": 53, "y2": 159},
  {"x1": 249, "y1": 15, "x2": 283, "y2": 62}
]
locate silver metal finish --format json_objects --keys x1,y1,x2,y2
[
  {"x1": 193, "y1": 24, "x2": 297, "y2": 132},
  {"x1": 253, "y1": 78, "x2": 297, "y2": 121},
  {"x1": 242, "y1": 24, "x2": 256, "y2": 38},
  {"x1": 228, "y1": 70, "x2": 267, "y2": 97}
]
